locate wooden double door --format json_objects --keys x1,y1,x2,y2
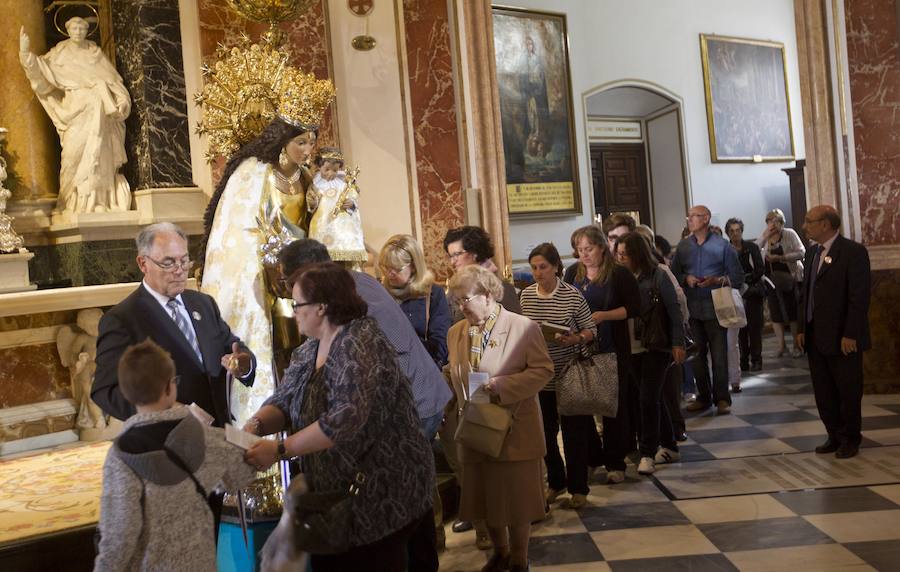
[{"x1": 590, "y1": 143, "x2": 651, "y2": 227}]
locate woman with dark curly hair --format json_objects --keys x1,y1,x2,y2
[{"x1": 200, "y1": 117, "x2": 319, "y2": 422}]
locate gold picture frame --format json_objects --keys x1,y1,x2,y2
[
  {"x1": 492, "y1": 6, "x2": 581, "y2": 216},
  {"x1": 700, "y1": 34, "x2": 795, "y2": 163}
]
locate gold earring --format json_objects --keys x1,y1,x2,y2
[{"x1": 279, "y1": 148, "x2": 290, "y2": 168}]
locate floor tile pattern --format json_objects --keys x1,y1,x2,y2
[{"x1": 438, "y1": 338, "x2": 900, "y2": 571}]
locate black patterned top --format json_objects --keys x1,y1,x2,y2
[{"x1": 264, "y1": 316, "x2": 434, "y2": 546}]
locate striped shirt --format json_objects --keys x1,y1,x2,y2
[{"x1": 519, "y1": 279, "x2": 596, "y2": 391}]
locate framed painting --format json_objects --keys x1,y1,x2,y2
[
  {"x1": 700, "y1": 34, "x2": 795, "y2": 162},
  {"x1": 493, "y1": 6, "x2": 580, "y2": 216}
]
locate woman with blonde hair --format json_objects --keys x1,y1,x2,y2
[
  {"x1": 445, "y1": 265, "x2": 553, "y2": 572},
  {"x1": 564, "y1": 225, "x2": 640, "y2": 484},
  {"x1": 757, "y1": 208, "x2": 805, "y2": 358},
  {"x1": 378, "y1": 234, "x2": 450, "y2": 369}
]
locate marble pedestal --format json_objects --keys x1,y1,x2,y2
[
  {"x1": 10, "y1": 188, "x2": 205, "y2": 287},
  {"x1": 0, "y1": 251, "x2": 36, "y2": 293}
]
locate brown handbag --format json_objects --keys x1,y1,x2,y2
[{"x1": 451, "y1": 364, "x2": 519, "y2": 458}]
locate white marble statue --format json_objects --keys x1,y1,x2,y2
[
  {"x1": 19, "y1": 17, "x2": 132, "y2": 216},
  {"x1": 57, "y1": 308, "x2": 106, "y2": 432}
]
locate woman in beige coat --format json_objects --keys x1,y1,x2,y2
[{"x1": 445, "y1": 265, "x2": 554, "y2": 572}]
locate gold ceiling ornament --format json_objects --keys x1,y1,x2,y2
[
  {"x1": 194, "y1": 35, "x2": 335, "y2": 161},
  {"x1": 225, "y1": 0, "x2": 316, "y2": 46}
]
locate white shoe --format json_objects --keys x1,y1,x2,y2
[
  {"x1": 606, "y1": 470, "x2": 625, "y2": 484},
  {"x1": 654, "y1": 447, "x2": 680, "y2": 464},
  {"x1": 637, "y1": 457, "x2": 656, "y2": 475}
]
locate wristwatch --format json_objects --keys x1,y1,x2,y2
[{"x1": 276, "y1": 437, "x2": 289, "y2": 461}]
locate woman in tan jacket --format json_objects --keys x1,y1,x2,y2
[{"x1": 445, "y1": 265, "x2": 554, "y2": 572}]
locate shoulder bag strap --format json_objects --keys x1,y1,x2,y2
[
  {"x1": 162, "y1": 446, "x2": 216, "y2": 514},
  {"x1": 424, "y1": 290, "x2": 431, "y2": 341}
]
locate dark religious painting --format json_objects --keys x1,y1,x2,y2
[
  {"x1": 700, "y1": 34, "x2": 795, "y2": 162},
  {"x1": 493, "y1": 7, "x2": 580, "y2": 216}
]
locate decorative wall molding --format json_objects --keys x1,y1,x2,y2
[
  {"x1": 870, "y1": 245, "x2": 900, "y2": 271},
  {"x1": 0, "y1": 279, "x2": 197, "y2": 318}
]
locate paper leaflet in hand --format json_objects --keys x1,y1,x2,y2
[
  {"x1": 468, "y1": 372, "x2": 490, "y2": 403},
  {"x1": 225, "y1": 423, "x2": 263, "y2": 450},
  {"x1": 188, "y1": 402, "x2": 214, "y2": 426}
]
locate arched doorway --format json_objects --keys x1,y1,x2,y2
[{"x1": 582, "y1": 81, "x2": 692, "y2": 244}]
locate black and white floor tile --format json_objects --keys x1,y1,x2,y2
[{"x1": 438, "y1": 338, "x2": 900, "y2": 571}]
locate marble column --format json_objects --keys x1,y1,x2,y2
[
  {"x1": 457, "y1": 0, "x2": 512, "y2": 277},
  {"x1": 793, "y1": 0, "x2": 840, "y2": 208},
  {"x1": 111, "y1": 0, "x2": 195, "y2": 190},
  {"x1": 0, "y1": 0, "x2": 59, "y2": 207},
  {"x1": 844, "y1": 0, "x2": 900, "y2": 391},
  {"x1": 403, "y1": 0, "x2": 465, "y2": 281}
]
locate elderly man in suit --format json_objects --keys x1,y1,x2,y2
[
  {"x1": 796, "y1": 205, "x2": 871, "y2": 459},
  {"x1": 93, "y1": 222, "x2": 255, "y2": 427}
]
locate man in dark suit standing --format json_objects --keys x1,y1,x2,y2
[
  {"x1": 93, "y1": 222, "x2": 255, "y2": 427},
  {"x1": 797, "y1": 205, "x2": 871, "y2": 459}
]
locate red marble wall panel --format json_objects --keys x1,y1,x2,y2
[
  {"x1": 197, "y1": 0, "x2": 337, "y2": 163},
  {"x1": 404, "y1": 0, "x2": 465, "y2": 280},
  {"x1": 845, "y1": 0, "x2": 900, "y2": 245},
  {"x1": 0, "y1": 344, "x2": 71, "y2": 409}
]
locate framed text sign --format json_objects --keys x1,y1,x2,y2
[
  {"x1": 700, "y1": 34, "x2": 795, "y2": 162},
  {"x1": 493, "y1": 7, "x2": 580, "y2": 216}
]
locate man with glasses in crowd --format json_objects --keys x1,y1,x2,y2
[
  {"x1": 93, "y1": 222, "x2": 256, "y2": 427},
  {"x1": 671, "y1": 205, "x2": 743, "y2": 415}
]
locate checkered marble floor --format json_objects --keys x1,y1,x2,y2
[{"x1": 438, "y1": 337, "x2": 900, "y2": 571}]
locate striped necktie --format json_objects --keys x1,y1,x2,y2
[
  {"x1": 167, "y1": 298, "x2": 203, "y2": 363},
  {"x1": 806, "y1": 246, "x2": 821, "y2": 322}
]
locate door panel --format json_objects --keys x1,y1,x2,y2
[{"x1": 590, "y1": 143, "x2": 650, "y2": 226}]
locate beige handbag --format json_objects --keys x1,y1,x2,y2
[{"x1": 452, "y1": 364, "x2": 518, "y2": 458}]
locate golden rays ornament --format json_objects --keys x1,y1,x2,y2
[{"x1": 194, "y1": 35, "x2": 335, "y2": 161}]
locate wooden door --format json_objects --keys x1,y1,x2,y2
[{"x1": 590, "y1": 143, "x2": 651, "y2": 226}]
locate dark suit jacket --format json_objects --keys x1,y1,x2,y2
[
  {"x1": 92, "y1": 284, "x2": 256, "y2": 426},
  {"x1": 798, "y1": 234, "x2": 871, "y2": 356}
]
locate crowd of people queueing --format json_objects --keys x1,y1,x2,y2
[{"x1": 90, "y1": 197, "x2": 868, "y2": 572}]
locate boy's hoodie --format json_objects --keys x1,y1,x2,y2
[{"x1": 94, "y1": 407, "x2": 255, "y2": 572}]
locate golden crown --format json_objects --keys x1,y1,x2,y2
[
  {"x1": 317, "y1": 147, "x2": 344, "y2": 163},
  {"x1": 194, "y1": 35, "x2": 335, "y2": 160}
]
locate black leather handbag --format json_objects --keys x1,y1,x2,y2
[
  {"x1": 640, "y1": 276, "x2": 671, "y2": 352},
  {"x1": 290, "y1": 472, "x2": 365, "y2": 554}
]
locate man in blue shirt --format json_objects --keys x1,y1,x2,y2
[{"x1": 671, "y1": 205, "x2": 744, "y2": 414}]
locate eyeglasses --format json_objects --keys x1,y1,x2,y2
[
  {"x1": 145, "y1": 256, "x2": 194, "y2": 273},
  {"x1": 172, "y1": 375, "x2": 181, "y2": 386},
  {"x1": 382, "y1": 263, "x2": 411, "y2": 275},
  {"x1": 451, "y1": 294, "x2": 483, "y2": 307},
  {"x1": 448, "y1": 250, "x2": 468, "y2": 260},
  {"x1": 685, "y1": 214, "x2": 706, "y2": 220},
  {"x1": 292, "y1": 301, "x2": 317, "y2": 312},
  {"x1": 804, "y1": 217, "x2": 827, "y2": 224}
]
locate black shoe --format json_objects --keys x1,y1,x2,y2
[
  {"x1": 480, "y1": 552, "x2": 510, "y2": 572},
  {"x1": 750, "y1": 362, "x2": 763, "y2": 372},
  {"x1": 675, "y1": 431, "x2": 688, "y2": 442},
  {"x1": 815, "y1": 438, "x2": 839, "y2": 454},
  {"x1": 509, "y1": 562, "x2": 531, "y2": 572},
  {"x1": 452, "y1": 519, "x2": 473, "y2": 533},
  {"x1": 835, "y1": 444, "x2": 859, "y2": 459}
]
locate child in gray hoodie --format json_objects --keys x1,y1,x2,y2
[{"x1": 94, "y1": 339, "x2": 256, "y2": 572}]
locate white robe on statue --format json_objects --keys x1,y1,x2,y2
[
  {"x1": 20, "y1": 38, "x2": 131, "y2": 214},
  {"x1": 201, "y1": 158, "x2": 275, "y2": 424}
]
